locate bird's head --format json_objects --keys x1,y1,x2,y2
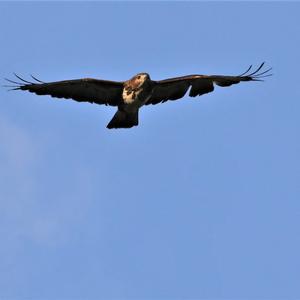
[{"x1": 129, "y1": 73, "x2": 150, "y2": 88}]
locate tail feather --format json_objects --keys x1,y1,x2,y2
[{"x1": 107, "y1": 110, "x2": 139, "y2": 129}]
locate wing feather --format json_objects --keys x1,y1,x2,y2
[{"x1": 8, "y1": 76, "x2": 124, "y2": 106}]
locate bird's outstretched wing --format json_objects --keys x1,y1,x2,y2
[
  {"x1": 146, "y1": 63, "x2": 272, "y2": 105},
  {"x1": 5, "y1": 75, "x2": 124, "y2": 106}
]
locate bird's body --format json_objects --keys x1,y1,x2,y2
[
  {"x1": 110, "y1": 73, "x2": 153, "y2": 129},
  {"x1": 5, "y1": 63, "x2": 271, "y2": 129}
]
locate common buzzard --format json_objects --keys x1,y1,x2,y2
[{"x1": 5, "y1": 63, "x2": 271, "y2": 129}]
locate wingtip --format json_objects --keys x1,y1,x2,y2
[
  {"x1": 239, "y1": 62, "x2": 272, "y2": 80},
  {"x1": 3, "y1": 73, "x2": 46, "y2": 91}
]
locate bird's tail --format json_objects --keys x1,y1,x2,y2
[{"x1": 107, "y1": 109, "x2": 139, "y2": 129}]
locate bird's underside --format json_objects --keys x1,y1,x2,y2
[{"x1": 5, "y1": 63, "x2": 272, "y2": 129}]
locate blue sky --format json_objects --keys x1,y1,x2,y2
[{"x1": 0, "y1": 2, "x2": 299, "y2": 299}]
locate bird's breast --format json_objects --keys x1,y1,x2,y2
[
  {"x1": 123, "y1": 89, "x2": 138, "y2": 104},
  {"x1": 122, "y1": 81, "x2": 154, "y2": 110}
]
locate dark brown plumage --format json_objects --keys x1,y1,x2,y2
[{"x1": 5, "y1": 63, "x2": 271, "y2": 129}]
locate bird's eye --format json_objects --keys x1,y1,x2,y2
[{"x1": 137, "y1": 76, "x2": 141, "y2": 79}]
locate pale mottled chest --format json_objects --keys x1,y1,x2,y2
[
  {"x1": 122, "y1": 78, "x2": 154, "y2": 108},
  {"x1": 122, "y1": 87, "x2": 142, "y2": 104}
]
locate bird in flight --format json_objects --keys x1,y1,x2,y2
[{"x1": 5, "y1": 63, "x2": 271, "y2": 129}]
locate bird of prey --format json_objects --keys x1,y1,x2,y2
[{"x1": 5, "y1": 63, "x2": 271, "y2": 129}]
